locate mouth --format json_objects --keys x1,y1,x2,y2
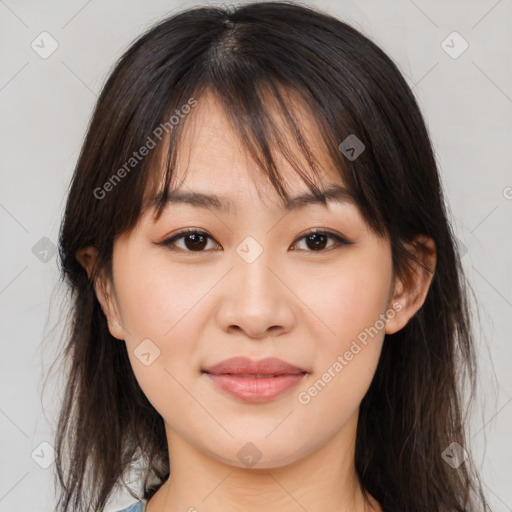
[{"x1": 201, "y1": 357, "x2": 309, "y2": 403}]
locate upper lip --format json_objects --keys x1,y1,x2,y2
[{"x1": 202, "y1": 356, "x2": 307, "y2": 375}]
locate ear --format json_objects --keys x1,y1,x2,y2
[
  {"x1": 385, "y1": 234, "x2": 436, "y2": 335},
  {"x1": 75, "y1": 246, "x2": 126, "y2": 340}
]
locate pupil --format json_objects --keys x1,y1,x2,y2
[
  {"x1": 185, "y1": 234, "x2": 207, "y2": 251},
  {"x1": 307, "y1": 233, "x2": 327, "y2": 250}
]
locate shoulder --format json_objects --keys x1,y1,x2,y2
[{"x1": 112, "y1": 500, "x2": 146, "y2": 512}]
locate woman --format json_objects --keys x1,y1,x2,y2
[{"x1": 53, "y1": 2, "x2": 491, "y2": 511}]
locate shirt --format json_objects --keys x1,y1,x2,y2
[{"x1": 114, "y1": 499, "x2": 147, "y2": 512}]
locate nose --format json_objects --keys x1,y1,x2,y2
[{"x1": 215, "y1": 247, "x2": 296, "y2": 340}]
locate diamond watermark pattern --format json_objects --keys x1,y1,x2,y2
[
  {"x1": 454, "y1": 236, "x2": 468, "y2": 258},
  {"x1": 236, "y1": 442, "x2": 263, "y2": 467},
  {"x1": 31, "y1": 441, "x2": 55, "y2": 469},
  {"x1": 31, "y1": 236, "x2": 57, "y2": 263},
  {"x1": 31, "y1": 32, "x2": 59, "y2": 59},
  {"x1": 338, "y1": 134, "x2": 365, "y2": 161},
  {"x1": 441, "y1": 31, "x2": 469, "y2": 59},
  {"x1": 441, "y1": 441, "x2": 468, "y2": 469},
  {"x1": 236, "y1": 236, "x2": 264, "y2": 264},
  {"x1": 134, "y1": 338, "x2": 161, "y2": 366}
]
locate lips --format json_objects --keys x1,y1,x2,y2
[
  {"x1": 202, "y1": 357, "x2": 308, "y2": 403},
  {"x1": 202, "y1": 356, "x2": 307, "y2": 376}
]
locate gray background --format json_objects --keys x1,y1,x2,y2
[{"x1": 0, "y1": 0, "x2": 510, "y2": 511}]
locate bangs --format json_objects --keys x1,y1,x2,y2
[
  {"x1": 141, "y1": 79, "x2": 381, "y2": 237},
  {"x1": 81, "y1": 4, "x2": 410, "y2": 264}
]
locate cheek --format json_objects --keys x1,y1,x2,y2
[
  {"x1": 300, "y1": 251, "x2": 392, "y2": 351},
  {"x1": 113, "y1": 254, "x2": 212, "y2": 343},
  {"x1": 113, "y1": 257, "x2": 211, "y2": 413},
  {"x1": 295, "y1": 250, "x2": 392, "y2": 419},
  {"x1": 293, "y1": 260, "x2": 390, "y2": 430},
  {"x1": 109, "y1": 256, "x2": 208, "y2": 406}
]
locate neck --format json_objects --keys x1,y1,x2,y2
[{"x1": 146, "y1": 412, "x2": 381, "y2": 512}]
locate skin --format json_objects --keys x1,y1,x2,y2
[{"x1": 77, "y1": 91, "x2": 436, "y2": 512}]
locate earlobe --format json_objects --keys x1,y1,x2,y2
[
  {"x1": 93, "y1": 277, "x2": 126, "y2": 340},
  {"x1": 75, "y1": 246, "x2": 126, "y2": 341},
  {"x1": 385, "y1": 235, "x2": 436, "y2": 335}
]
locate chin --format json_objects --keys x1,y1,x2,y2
[{"x1": 202, "y1": 434, "x2": 313, "y2": 470}]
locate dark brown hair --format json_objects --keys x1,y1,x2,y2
[{"x1": 51, "y1": 2, "x2": 491, "y2": 511}]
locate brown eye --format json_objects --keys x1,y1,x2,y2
[
  {"x1": 182, "y1": 233, "x2": 208, "y2": 251},
  {"x1": 291, "y1": 230, "x2": 352, "y2": 252},
  {"x1": 157, "y1": 230, "x2": 220, "y2": 253},
  {"x1": 304, "y1": 232, "x2": 328, "y2": 250}
]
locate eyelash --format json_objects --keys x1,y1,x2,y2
[{"x1": 157, "y1": 228, "x2": 353, "y2": 254}]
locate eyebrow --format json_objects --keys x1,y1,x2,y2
[{"x1": 151, "y1": 184, "x2": 355, "y2": 213}]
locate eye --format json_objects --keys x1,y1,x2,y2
[
  {"x1": 291, "y1": 229, "x2": 353, "y2": 252},
  {"x1": 157, "y1": 228, "x2": 220, "y2": 253},
  {"x1": 156, "y1": 228, "x2": 353, "y2": 254}
]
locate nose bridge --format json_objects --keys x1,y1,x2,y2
[
  {"x1": 233, "y1": 233, "x2": 279, "y2": 301},
  {"x1": 216, "y1": 233, "x2": 295, "y2": 337}
]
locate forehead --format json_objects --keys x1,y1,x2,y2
[{"x1": 155, "y1": 88, "x2": 348, "y2": 213}]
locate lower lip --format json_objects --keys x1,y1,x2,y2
[{"x1": 204, "y1": 372, "x2": 306, "y2": 403}]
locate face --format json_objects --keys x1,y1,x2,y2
[{"x1": 84, "y1": 92, "x2": 428, "y2": 470}]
